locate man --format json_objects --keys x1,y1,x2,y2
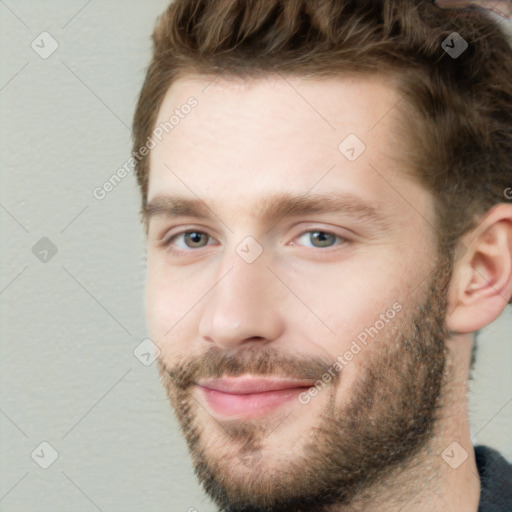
[{"x1": 132, "y1": 0, "x2": 512, "y2": 510}]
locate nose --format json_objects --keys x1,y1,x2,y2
[{"x1": 198, "y1": 254, "x2": 285, "y2": 351}]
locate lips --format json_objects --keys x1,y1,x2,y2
[
  {"x1": 196, "y1": 376, "x2": 315, "y2": 394},
  {"x1": 196, "y1": 377, "x2": 316, "y2": 419}
]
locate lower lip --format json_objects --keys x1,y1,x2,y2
[{"x1": 197, "y1": 385, "x2": 311, "y2": 419}]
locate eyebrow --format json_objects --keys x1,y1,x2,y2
[{"x1": 143, "y1": 191, "x2": 389, "y2": 232}]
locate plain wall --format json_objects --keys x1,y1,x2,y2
[{"x1": 0, "y1": 2, "x2": 510, "y2": 511}]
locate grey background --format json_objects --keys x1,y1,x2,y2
[{"x1": 0, "y1": 1, "x2": 510, "y2": 511}]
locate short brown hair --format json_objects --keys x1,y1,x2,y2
[{"x1": 132, "y1": 0, "x2": 511, "y2": 264}]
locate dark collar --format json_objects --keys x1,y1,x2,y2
[{"x1": 475, "y1": 445, "x2": 512, "y2": 512}]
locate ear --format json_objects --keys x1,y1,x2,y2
[{"x1": 446, "y1": 203, "x2": 512, "y2": 334}]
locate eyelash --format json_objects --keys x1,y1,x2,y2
[{"x1": 161, "y1": 228, "x2": 350, "y2": 254}]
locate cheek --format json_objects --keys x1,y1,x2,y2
[
  {"x1": 295, "y1": 263, "x2": 407, "y2": 370},
  {"x1": 145, "y1": 262, "x2": 179, "y2": 340},
  {"x1": 145, "y1": 259, "x2": 206, "y2": 346},
  {"x1": 286, "y1": 255, "x2": 400, "y2": 330},
  {"x1": 145, "y1": 283, "x2": 189, "y2": 365}
]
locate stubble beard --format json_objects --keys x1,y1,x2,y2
[{"x1": 156, "y1": 254, "x2": 453, "y2": 511}]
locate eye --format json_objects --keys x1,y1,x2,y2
[
  {"x1": 294, "y1": 230, "x2": 347, "y2": 249},
  {"x1": 161, "y1": 228, "x2": 349, "y2": 254},
  {"x1": 164, "y1": 230, "x2": 215, "y2": 251}
]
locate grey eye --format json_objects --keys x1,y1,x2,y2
[{"x1": 298, "y1": 231, "x2": 340, "y2": 248}]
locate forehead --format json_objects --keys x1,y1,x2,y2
[
  {"x1": 152, "y1": 73, "x2": 405, "y2": 151},
  {"x1": 146, "y1": 73, "x2": 430, "y2": 231}
]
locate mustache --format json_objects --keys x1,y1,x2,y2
[{"x1": 157, "y1": 344, "x2": 338, "y2": 391}]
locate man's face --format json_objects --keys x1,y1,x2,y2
[{"x1": 145, "y1": 75, "x2": 452, "y2": 510}]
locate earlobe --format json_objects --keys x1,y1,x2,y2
[{"x1": 446, "y1": 205, "x2": 512, "y2": 334}]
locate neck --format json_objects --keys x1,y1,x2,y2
[{"x1": 332, "y1": 333, "x2": 481, "y2": 512}]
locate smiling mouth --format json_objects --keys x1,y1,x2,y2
[{"x1": 196, "y1": 377, "x2": 315, "y2": 419}]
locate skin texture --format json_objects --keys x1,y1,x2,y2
[
  {"x1": 144, "y1": 74, "x2": 512, "y2": 511},
  {"x1": 156, "y1": 259, "x2": 451, "y2": 511}
]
